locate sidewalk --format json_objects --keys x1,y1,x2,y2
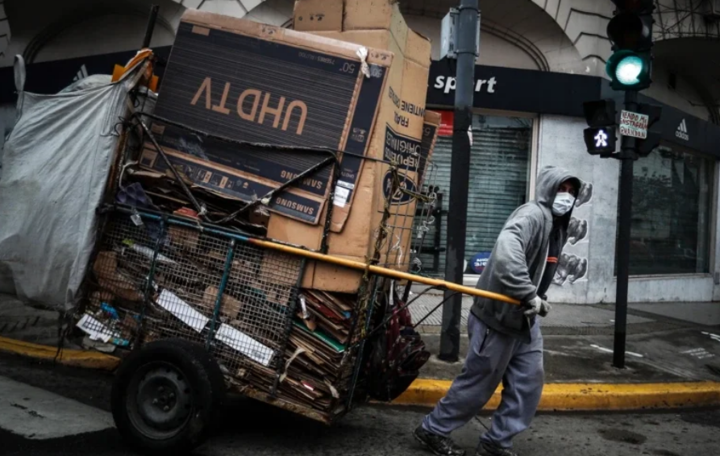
[
  {"x1": 407, "y1": 288, "x2": 720, "y2": 382},
  {"x1": 2, "y1": 292, "x2": 720, "y2": 411},
  {"x1": 0, "y1": 294, "x2": 65, "y2": 347},
  {"x1": 400, "y1": 288, "x2": 720, "y2": 409}
]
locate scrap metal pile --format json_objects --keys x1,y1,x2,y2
[{"x1": 73, "y1": 1, "x2": 441, "y2": 422}]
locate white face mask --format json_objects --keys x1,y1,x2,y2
[{"x1": 552, "y1": 192, "x2": 576, "y2": 216}]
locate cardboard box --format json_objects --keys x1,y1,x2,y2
[
  {"x1": 293, "y1": 0, "x2": 344, "y2": 31},
  {"x1": 294, "y1": 0, "x2": 423, "y2": 37},
  {"x1": 419, "y1": 111, "x2": 441, "y2": 189},
  {"x1": 374, "y1": 109, "x2": 441, "y2": 270},
  {"x1": 146, "y1": 9, "x2": 393, "y2": 227},
  {"x1": 293, "y1": 0, "x2": 432, "y2": 67},
  {"x1": 296, "y1": 110, "x2": 441, "y2": 292},
  {"x1": 201, "y1": 286, "x2": 243, "y2": 319},
  {"x1": 264, "y1": 1, "x2": 432, "y2": 292},
  {"x1": 93, "y1": 251, "x2": 145, "y2": 302},
  {"x1": 254, "y1": 251, "x2": 298, "y2": 305},
  {"x1": 168, "y1": 225, "x2": 200, "y2": 250},
  {"x1": 344, "y1": 0, "x2": 407, "y2": 32}
]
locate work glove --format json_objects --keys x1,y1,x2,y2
[{"x1": 524, "y1": 296, "x2": 551, "y2": 318}]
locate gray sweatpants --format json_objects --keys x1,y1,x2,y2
[{"x1": 422, "y1": 313, "x2": 544, "y2": 449}]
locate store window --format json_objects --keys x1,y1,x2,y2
[
  {"x1": 416, "y1": 112, "x2": 533, "y2": 276},
  {"x1": 621, "y1": 144, "x2": 714, "y2": 276}
]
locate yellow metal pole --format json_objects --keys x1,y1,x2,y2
[{"x1": 250, "y1": 238, "x2": 520, "y2": 306}]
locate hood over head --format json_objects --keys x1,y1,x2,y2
[{"x1": 535, "y1": 165, "x2": 582, "y2": 208}]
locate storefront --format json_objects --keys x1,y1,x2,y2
[
  {"x1": 597, "y1": 87, "x2": 720, "y2": 301},
  {"x1": 623, "y1": 143, "x2": 714, "y2": 277},
  {"x1": 415, "y1": 59, "x2": 599, "y2": 280},
  {"x1": 414, "y1": 59, "x2": 720, "y2": 305},
  {"x1": 2, "y1": 47, "x2": 720, "y2": 304}
]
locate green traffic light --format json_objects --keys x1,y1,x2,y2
[
  {"x1": 606, "y1": 49, "x2": 651, "y2": 91},
  {"x1": 615, "y1": 55, "x2": 643, "y2": 85}
]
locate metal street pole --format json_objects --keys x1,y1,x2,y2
[
  {"x1": 439, "y1": 0, "x2": 479, "y2": 362},
  {"x1": 142, "y1": 5, "x2": 161, "y2": 48},
  {"x1": 613, "y1": 89, "x2": 638, "y2": 369}
]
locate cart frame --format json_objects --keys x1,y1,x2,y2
[{"x1": 71, "y1": 91, "x2": 518, "y2": 453}]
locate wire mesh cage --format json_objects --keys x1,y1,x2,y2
[
  {"x1": 365, "y1": 162, "x2": 437, "y2": 270},
  {"x1": 77, "y1": 207, "x2": 383, "y2": 422},
  {"x1": 355, "y1": 112, "x2": 441, "y2": 282},
  {"x1": 74, "y1": 98, "x2": 440, "y2": 424},
  {"x1": 78, "y1": 210, "x2": 319, "y2": 398}
]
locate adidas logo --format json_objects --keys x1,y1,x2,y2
[
  {"x1": 676, "y1": 118, "x2": 689, "y2": 141},
  {"x1": 73, "y1": 64, "x2": 89, "y2": 82}
]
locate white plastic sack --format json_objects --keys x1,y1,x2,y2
[{"x1": 0, "y1": 55, "x2": 148, "y2": 311}]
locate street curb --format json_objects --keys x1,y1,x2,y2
[
  {"x1": 0, "y1": 336, "x2": 120, "y2": 370},
  {"x1": 392, "y1": 379, "x2": 720, "y2": 411},
  {"x1": 3, "y1": 336, "x2": 720, "y2": 412}
]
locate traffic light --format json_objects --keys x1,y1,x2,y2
[
  {"x1": 636, "y1": 103, "x2": 662, "y2": 157},
  {"x1": 583, "y1": 99, "x2": 617, "y2": 156},
  {"x1": 606, "y1": 0, "x2": 655, "y2": 91}
]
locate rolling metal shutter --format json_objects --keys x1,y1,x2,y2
[{"x1": 417, "y1": 114, "x2": 532, "y2": 276}]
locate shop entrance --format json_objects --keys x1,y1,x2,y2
[{"x1": 416, "y1": 111, "x2": 534, "y2": 277}]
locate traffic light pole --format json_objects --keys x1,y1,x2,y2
[
  {"x1": 589, "y1": 0, "x2": 656, "y2": 369},
  {"x1": 439, "y1": 0, "x2": 479, "y2": 362},
  {"x1": 613, "y1": 89, "x2": 638, "y2": 369}
]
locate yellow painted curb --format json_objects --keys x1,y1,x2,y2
[
  {"x1": 3, "y1": 335, "x2": 719, "y2": 411},
  {"x1": 0, "y1": 336, "x2": 120, "y2": 370},
  {"x1": 393, "y1": 379, "x2": 720, "y2": 411}
]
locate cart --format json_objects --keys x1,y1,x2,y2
[
  {"x1": 0, "y1": 19, "x2": 524, "y2": 454},
  {"x1": 66, "y1": 59, "x2": 520, "y2": 455}
]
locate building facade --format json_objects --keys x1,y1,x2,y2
[{"x1": 2, "y1": 0, "x2": 720, "y2": 304}]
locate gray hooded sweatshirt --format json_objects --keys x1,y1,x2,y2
[{"x1": 471, "y1": 165, "x2": 581, "y2": 343}]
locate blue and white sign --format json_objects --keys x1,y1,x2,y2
[{"x1": 470, "y1": 252, "x2": 491, "y2": 274}]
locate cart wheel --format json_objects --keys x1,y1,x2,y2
[{"x1": 111, "y1": 339, "x2": 226, "y2": 455}]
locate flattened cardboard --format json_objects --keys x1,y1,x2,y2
[
  {"x1": 149, "y1": 9, "x2": 392, "y2": 228},
  {"x1": 140, "y1": 147, "x2": 327, "y2": 225},
  {"x1": 148, "y1": 122, "x2": 333, "y2": 198}
]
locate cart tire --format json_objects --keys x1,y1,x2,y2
[{"x1": 111, "y1": 339, "x2": 226, "y2": 455}]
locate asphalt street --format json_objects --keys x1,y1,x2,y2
[{"x1": 1, "y1": 353, "x2": 719, "y2": 456}]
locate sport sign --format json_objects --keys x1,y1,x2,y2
[{"x1": 619, "y1": 110, "x2": 649, "y2": 139}]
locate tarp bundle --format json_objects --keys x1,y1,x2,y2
[{"x1": 0, "y1": 55, "x2": 148, "y2": 311}]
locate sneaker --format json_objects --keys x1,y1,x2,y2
[
  {"x1": 476, "y1": 441, "x2": 518, "y2": 456},
  {"x1": 413, "y1": 425, "x2": 466, "y2": 456}
]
